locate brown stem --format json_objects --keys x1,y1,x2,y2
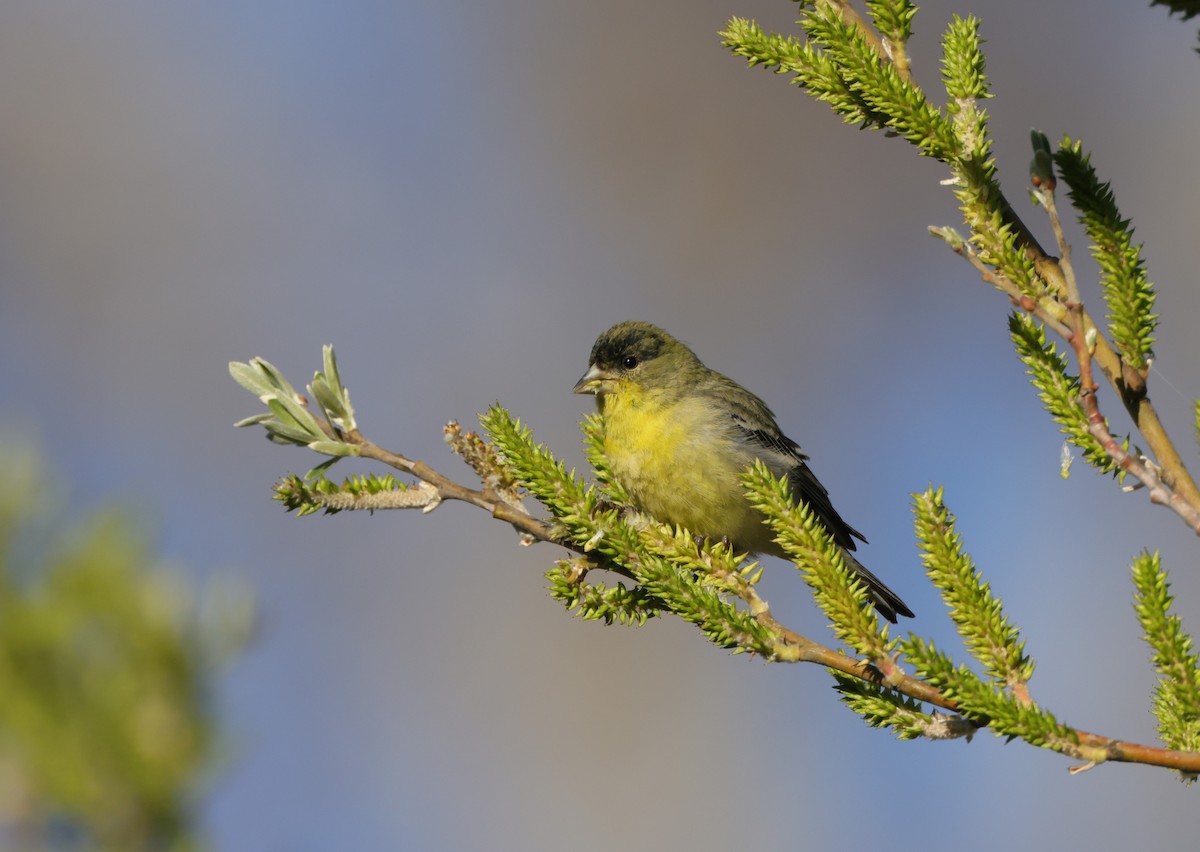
[
  {"x1": 264, "y1": 383, "x2": 1200, "y2": 770},
  {"x1": 319, "y1": 420, "x2": 1200, "y2": 775},
  {"x1": 827, "y1": 0, "x2": 1200, "y2": 527},
  {"x1": 1035, "y1": 190, "x2": 1200, "y2": 535},
  {"x1": 820, "y1": 0, "x2": 913, "y2": 83}
]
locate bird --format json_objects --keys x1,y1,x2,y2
[{"x1": 573, "y1": 320, "x2": 913, "y2": 622}]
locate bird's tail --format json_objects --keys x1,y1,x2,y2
[{"x1": 842, "y1": 551, "x2": 914, "y2": 623}]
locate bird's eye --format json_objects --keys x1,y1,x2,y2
[{"x1": 622, "y1": 355, "x2": 639, "y2": 370}]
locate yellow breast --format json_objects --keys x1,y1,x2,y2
[{"x1": 599, "y1": 384, "x2": 769, "y2": 550}]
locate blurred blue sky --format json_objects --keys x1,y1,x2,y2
[{"x1": 2, "y1": 1, "x2": 1199, "y2": 849}]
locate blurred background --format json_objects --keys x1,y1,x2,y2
[{"x1": 1, "y1": 0, "x2": 1198, "y2": 849}]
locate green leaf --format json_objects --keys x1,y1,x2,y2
[
  {"x1": 261, "y1": 403, "x2": 319, "y2": 446},
  {"x1": 720, "y1": 16, "x2": 809, "y2": 75},
  {"x1": 1131, "y1": 551, "x2": 1200, "y2": 768},
  {"x1": 866, "y1": 0, "x2": 917, "y2": 46},
  {"x1": 306, "y1": 440, "x2": 360, "y2": 458},
  {"x1": 902, "y1": 637, "x2": 1075, "y2": 747},
  {"x1": 744, "y1": 461, "x2": 894, "y2": 662},
  {"x1": 912, "y1": 487, "x2": 1034, "y2": 685},
  {"x1": 803, "y1": 5, "x2": 957, "y2": 158},
  {"x1": 233, "y1": 412, "x2": 275, "y2": 429},
  {"x1": 1054, "y1": 138, "x2": 1158, "y2": 371},
  {"x1": 831, "y1": 672, "x2": 948, "y2": 740},
  {"x1": 322, "y1": 344, "x2": 344, "y2": 396},
  {"x1": 309, "y1": 344, "x2": 357, "y2": 432},
  {"x1": 546, "y1": 559, "x2": 660, "y2": 626},
  {"x1": 251, "y1": 357, "x2": 306, "y2": 404},
  {"x1": 1008, "y1": 312, "x2": 1117, "y2": 476},
  {"x1": 722, "y1": 9, "x2": 957, "y2": 159},
  {"x1": 940, "y1": 15, "x2": 990, "y2": 105},
  {"x1": 228, "y1": 359, "x2": 275, "y2": 399}
]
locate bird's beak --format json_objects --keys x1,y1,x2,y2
[{"x1": 573, "y1": 364, "x2": 609, "y2": 395}]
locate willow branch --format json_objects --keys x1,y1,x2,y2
[
  {"x1": 929, "y1": 226, "x2": 1071, "y2": 338},
  {"x1": 1036, "y1": 207, "x2": 1200, "y2": 526},
  {"x1": 800, "y1": 0, "x2": 1200, "y2": 527},
  {"x1": 819, "y1": 0, "x2": 1200, "y2": 524},
  {"x1": 1003, "y1": 155, "x2": 1199, "y2": 519},
  {"x1": 291, "y1": 410, "x2": 1199, "y2": 774},
  {"x1": 230, "y1": 342, "x2": 1200, "y2": 772},
  {"x1": 1030, "y1": 187, "x2": 1200, "y2": 535}
]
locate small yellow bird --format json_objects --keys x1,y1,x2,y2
[{"x1": 574, "y1": 320, "x2": 913, "y2": 622}]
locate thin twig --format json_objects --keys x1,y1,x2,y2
[
  {"x1": 1037, "y1": 188, "x2": 1082, "y2": 305},
  {"x1": 922, "y1": 71, "x2": 1200, "y2": 526},
  {"x1": 929, "y1": 226, "x2": 1072, "y2": 338},
  {"x1": 319, "y1": 413, "x2": 1200, "y2": 774},
  {"x1": 250, "y1": 369, "x2": 1200, "y2": 770},
  {"x1": 829, "y1": 0, "x2": 1200, "y2": 525},
  {"x1": 1036, "y1": 185, "x2": 1200, "y2": 536}
]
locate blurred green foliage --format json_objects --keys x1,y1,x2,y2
[{"x1": 0, "y1": 437, "x2": 252, "y2": 850}]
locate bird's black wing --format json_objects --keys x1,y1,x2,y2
[{"x1": 737, "y1": 423, "x2": 867, "y2": 552}]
